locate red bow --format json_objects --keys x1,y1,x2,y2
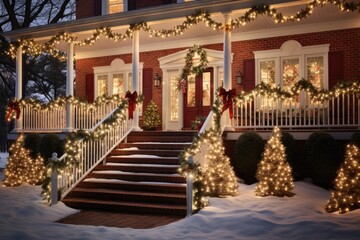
[
  {"x1": 5, "y1": 101, "x2": 21, "y2": 122},
  {"x1": 219, "y1": 87, "x2": 236, "y2": 119},
  {"x1": 125, "y1": 91, "x2": 138, "y2": 119}
]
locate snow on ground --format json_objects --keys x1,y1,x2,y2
[
  {"x1": 0, "y1": 152, "x2": 8, "y2": 169},
  {"x1": 1, "y1": 173, "x2": 360, "y2": 240}
]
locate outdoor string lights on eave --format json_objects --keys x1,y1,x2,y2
[{"x1": 6, "y1": 0, "x2": 360, "y2": 60}]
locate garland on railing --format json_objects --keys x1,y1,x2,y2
[
  {"x1": 235, "y1": 79, "x2": 360, "y2": 105},
  {"x1": 7, "y1": 0, "x2": 360, "y2": 60},
  {"x1": 41, "y1": 95, "x2": 143, "y2": 202},
  {"x1": 178, "y1": 90, "x2": 223, "y2": 210},
  {"x1": 5, "y1": 94, "x2": 125, "y2": 122}
]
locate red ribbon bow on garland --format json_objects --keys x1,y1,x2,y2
[
  {"x1": 5, "y1": 101, "x2": 21, "y2": 122},
  {"x1": 219, "y1": 87, "x2": 236, "y2": 119},
  {"x1": 125, "y1": 91, "x2": 138, "y2": 119}
]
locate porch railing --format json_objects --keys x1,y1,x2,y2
[
  {"x1": 232, "y1": 91, "x2": 360, "y2": 129},
  {"x1": 21, "y1": 101, "x2": 119, "y2": 132},
  {"x1": 50, "y1": 107, "x2": 133, "y2": 203}
]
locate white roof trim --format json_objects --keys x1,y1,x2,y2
[{"x1": 75, "y1": 19, "x2": 359, "y2": 60}]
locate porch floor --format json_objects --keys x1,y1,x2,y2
[{"x1": 57, "y1": 210, "x2": 183, "y2": 229}]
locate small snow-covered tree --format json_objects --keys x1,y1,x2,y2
[
  {"x1": 326, "y1": 144, "x2": 360, "y2": 214},
  {"x1": 3, "y1": 134, "x2": 45, "y2": 187},
  {"x1": 203, "y1": 132, "x2": 238, "y2": 197},
  {"x1": 3, "y1": 134, "x2": 30, "y2": 186},
  {"x1": 255, "y1": 127, "x2": 294, "y2": 197}
]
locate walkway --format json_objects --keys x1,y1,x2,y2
[{"x1": 57, "y1": 210, "x2": 183, "y2": 229}]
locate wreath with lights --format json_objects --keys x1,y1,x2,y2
[{"x1": 177, "y1": 45, "x2": 209, "y2": 93}]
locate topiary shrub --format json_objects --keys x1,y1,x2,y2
[
  {"x1": 234, "y1": 131, "x2": 264, "y2": 184},
  {"x1": 24, "y1": 133, "x2": 41, "y2": 158},
  {"x1": 305, "y1": 132, "x2": 341, "y2": 189},
  {"x1": 351, "y1": 131, "x2": 360, "y2": 148},
  {"x1": 39, "y1": 134, "x2": 64, "y2": 164}
]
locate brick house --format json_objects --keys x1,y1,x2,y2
[{"x1": 3, "y1": 0, "x2": 360, "y2": 216}]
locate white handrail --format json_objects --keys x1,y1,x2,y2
[
  {"x1": 232, "y1": 91, "x2": 359, "y2": 129},
  {"x1": 50, "y1": 107, "x2": 133, "y2": 203}
]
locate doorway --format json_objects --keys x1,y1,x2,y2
[{"x1": 183, "y1": 68, "x2": 214, "y2": 128}]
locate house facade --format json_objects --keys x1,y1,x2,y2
[
  {"x1": 72, "y1": 0, "x2": 360, "y2": 130},
  {"x1": 3, "y1": 0, "x2": 360, "y2": 215}
]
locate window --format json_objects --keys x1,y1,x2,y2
[
  {"x1": 169, "y1": 71, "x2": 180, "y2": 121},
  {"x1": 103, "y1": 0, "x2": 127, "y2": 14},
  {"x1": 93, "y1": 59, "x2": 143, "y2": 99},
  {"x1": 254, "y1": 40, "x2": 329, "y2": 108}
]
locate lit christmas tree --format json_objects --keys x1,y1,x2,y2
[
  {"x1": 3, "y1": 134, "x2": 46, "y2": 187},
  {"x1": 143, "y1": 100, "x2": 161, "y2": 130},
  {"x1": 3, "y1": 134, "x2": 30, "y2": 187},
  {"x1": 255, "y1": 127, "x2": 294, "y2": 197},
  {"x1": 326, "y1": 144, "x2": 360, "y2": 214},
  {"x1": 26, "y1": 155, "x2": 46, "y2": 185},
  {"x1": 203, "y1": 132, "x2": 238, "y2": 197}
]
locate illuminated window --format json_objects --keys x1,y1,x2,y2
[
  {"x1": 169, "y1": 71, "x2": 179, "y2": 121},
  {"x1": 282, "y1": 58, "x2": 300, "y2": 91},
  {"x1": 97, "y1": 75, "x2": 108, "y2": 96},
  {"x1": 307, "y1": 56, "x2": 324, "y2": 89},
  {"x1": 187, "y1": 75, "x2": 196, "y2": 107},
  {"x1": 259, "y1": 60, "x2": 275, "y2": 86},
  {"x1": 113, "y1": 73, "x2": 124, "y2": 96},
  {"x1": 108, "y1": 0, "x2": 125, "y2": 14},
  {"x1": 202, "y1": 72, "x2": 211, "y2": 106}
]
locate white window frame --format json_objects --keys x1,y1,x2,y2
[
  {"x1": 93, "y1": 58, "x2": 143, "y2": 98},
  {"x1": 254, "y1": 40, "x2": 329, "y2": 90},
  {"x1": 102, "y1": 0, "x2": 128, "y2": 15}
]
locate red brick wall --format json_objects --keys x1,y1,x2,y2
[
  {"x1": 76, "y1": 28, "x2": 360, "y2": 124},
  {"x1": 76, "y1": 0, "x2": 97, "y2": 19}
]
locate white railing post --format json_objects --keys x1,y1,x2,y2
[
  {"x1": 186, "y1": 156, "x2": 194, "y2": 217},
  {"x1": 65, "y1": 42, "x2": 75, "y2": 132},
  {"x1": 14, "y1": 46, "x2": 23, "y2": 132},
  {"x1": 50, "y1": 152, "x2": 59, "y2": 205}
]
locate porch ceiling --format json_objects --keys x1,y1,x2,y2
[{"x1": 3, "y1": 0, "x2": 360, "y2": 59}]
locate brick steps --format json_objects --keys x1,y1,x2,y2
[{"x1": 62, "y1": 130, "x2": 194, "y2": 217}]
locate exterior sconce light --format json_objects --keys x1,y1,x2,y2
[
  {"x1": 236, "y1": 71, "x2": 243, "y2": 84},
  {"x1": 154, "y1": 73, "x2": 161, "y2": 87}
]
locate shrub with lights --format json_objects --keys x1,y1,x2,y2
[
  {"x1": 255, "y1": 127, "x2": 295, "y2": 197},
  {"x1": 326, "y1": 144, "x2": 360, "y2": 214},
  {"x1": 3, "y1": 134, "x2": 45, "y2": 187}
]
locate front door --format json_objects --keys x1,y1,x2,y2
[{"x1": 183, "y1": 68, "x2": 214, "y2": 129}]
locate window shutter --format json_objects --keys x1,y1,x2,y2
[
  {"x1": 328, "y1": 51, "x2": 344, "y2": 89},
  {"x1": 86, "y1": 74, "x2": 95, "y2": 103},
  {"x1": 243, "y1": 59, "x2": 255, "y2": 91},
  {"x1": 142, "y1": 68, "x2": 153, "y2": 113},
  {"x1": 94, "y1": 0, "x2": 102, "y2": 16},
  {"x1": 128, "y1": 0, "x2": 136, "y2": 10}
]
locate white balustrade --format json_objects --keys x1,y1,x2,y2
[
  {"x1": 232, "y1": 91, "x2": 359, "y2": 129},
  {"x1": 50, "y1": 108, "x2": 133, "y2": 203},
  {"x1": 20, "y1": 100, "x2": 119, "y2": 132}
]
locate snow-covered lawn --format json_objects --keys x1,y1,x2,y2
[
  {"x1": 1, "y1": 172, "x2": 360, "y2": 240},
  {"x1": 0, "y1": 152, "x2": 8, "y2": 169}
]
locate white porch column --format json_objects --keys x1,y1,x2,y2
[
  {"x1": 65, "y1": 42, "x2": 74, "y2": 131},
  {"x1": 223, "y1": 12, "x2": 233, "y2": 130},
  {"x1": 14, "y1": 46, "x2": 23, "y2": 132},
  {"x1": 132, "y1": 30, "x2": 141, "y2": 130}
]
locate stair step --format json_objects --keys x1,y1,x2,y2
[
  {"x1": 86, "y1": 172, "x2": 186, "y2": 183},
  {"x1": 118, "y1": 143, "x2": 191, "y2": 150},
  {"x1": 62, "y1": 198, "x2": 187, "y2": 216},
  {"x1": 106, "y1": 156, "x2": 180, "y2": 165},
  {"x1": 66, "y1": 188, "x2": 186, "y2": 205},
  {"x1": 76, "y1": 181, "x2": 186, "y2": 194},
  {"x1": 109, "y1": 149, "x2": 181, "y2": 157},
  {"x1": 95, "y1": 164, "x2": 179, "y2": 174}
]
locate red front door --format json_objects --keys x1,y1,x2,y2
[{"x1": 183, "y1": 68, "x2": 214, "y2": 129}]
